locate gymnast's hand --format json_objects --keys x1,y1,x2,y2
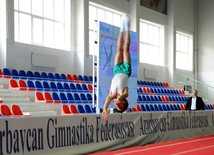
[{"x1": 102, "y1": 108, "x2": 110, "y2": 121}]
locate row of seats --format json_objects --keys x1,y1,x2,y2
[
  {"x1": 0, "y1": 68, "x2": 97, "y2": 83},
  {"x1": 131, "y1": 104, "x2": 214, "y2": 112},
  {"x1": 137, "y1": 87, "x2": 186, "y2": 96},
  {"x1": 62, "y1": 103, "x2": 214, "y2": 115},
  {"x1": 36, "y1": 92, "x2": 96, "y2": 104},
  {"x1": 61, "y1": 104, "x2": 101, "y2": 115},
  {"x1": 9, "y1": 79, "x2": 94, "y2": 92},
  {"x1": 137, "y1": 81, "x2": 170, "y2": 88},
  {"x1": 131, "y1": 104, "x2": 184, "y2": 112},
  {"x1": 138, "y1": 95, "x2": 188, "y2": 104},
  {"x1": 0, "y1": 104, "x2": 32, "y2": 117}
]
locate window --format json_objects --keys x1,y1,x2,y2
[
  {"x1": 176, "y1": 31, "x2": 193, "y2": 71},
  {"x1": 14, "y1": 0, "x2": 70, "y2": 50},
  {"x1": 89, "y1": 2, "x2": 125, "y2": 55},
  {"x1": 139, "y1": 19, "x2": 164, "y2": 66}
]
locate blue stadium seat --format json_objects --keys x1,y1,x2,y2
[
  {"x1": 149, "y1": 104, "x2": 155, "y2": 111},
  {"x1": 153, "y1": 88, "x2": 158, "y2": 94},
  {"x1": 165, "y1": 104, "x2": 171, "y2": 111},
  {"x1": 88, "y1": 76, "x2": 93, "y2": 82},
  {"x1": 56, "y1": 82, "x2": 64, "y2": 92},
  {"x1": 153, "y1": 105, "x2": 159, "y2": 111},
  {"x1": 169, "y1": 104, "x2": 175, "y2": 111},
  {"x1": 150, "y1": 88, "x2": 155, "y2": 93},
  {"x1": 27, "y1": 71, "x2": 35, "y2": 80},
  {"x1": 77, "y1": 105, "x2": 85, "y2": 113},
  {"x1": 149, "y1": 96, "x2": 156, "y2": 103},
  {"x1": 60, "y1": 74, "x2": 68, "y2": 82},
  {"x1": 3, "y1": 68, "x2": 11, "y2": 78},
  {"x1": 63, "y1": 83, "x2": 71, "y2": 92},
  {"x1": 179, "y1": 96, "x2": 185, "y2": 103},
  {"x1": 80, "y1": 93, "x2": 88, "y2": 103},
  {"x1": 138, "y1": 88, "x2": 143, "y2": 94},
  {"x1": 73, "y1": 93, "x2": 82, "y2": 103},
  {"x1": 173, "y1": 104, "x2": 178, "y2": 110},
  {"x1": 41, "y1": 72, "x2": 49, "y2": 81},
  {"x1": 157, "y1": 89, "x2": 162, "y2": 95},
  {"x1": 137, "y1": 81, "x2": 140, "y2": 86},
  {"x1": 142, "y1": 96, "x2": 148, "y2": 103},
  {"x1": 54, "y1": 73, "x2": 62, "y2": 81},
  {"x1": 137, "y1": 95, "x2": 143, "y2": 103},
  {"x1": 176, "y1": 104, "x2": 181, "y2": 110},
  {"x1": 66, "y1": 93, "x2": 75, "y2": 103},
  {"x1": 141, "y1": 81, "x2": 145, "y2": 86},
  {"x1": 145, "y1": 105, "x2": 151, "y2": 111},
  {"x1": 158, "y1": 104, "x2": 163, "y2": 111},
  {"x1": 78, "y1": 75, "x2": 84, "y2": 81},
  {"x1": 161, "y1": 105, "x2": 167, "y2": 111},
  {"x1": 51, "y1": 92, "x2": 61, "y2": 103},
  {"x1": 165, "y1": 89, "x2": 169, "y2": 94},
  {"x1": 209, "y1": 104, "x2": 213, "y2": 109},
  {"x1": 90, "y1": 105, "x2": 96, "y2": 114},
  {"x1": 168, "y1": 96, "x2": 174, "y2": 102},
  {"x1": 26, "y1": 80, "x2": 35, "y2": 90},
  {"x1": 69, "y1": 83, "x2": 77, "y2": 92},
  {"x1": 42, "y1": 81, "x2": 51, "y2": 91},
  {"x1": 176, "y1": 90, "x2": 180, "y2": 95},
  {"x1": 11, "y1": 69, "x2": 19, "y2": 79},
  {"x1": 19, "y1": 70, "x2": 27, "y2": 79},
  {"x1": 157, "y1": 96, "x2": 163, "y2": 103},
  {"x1": 59, "y1": 93, "x2": 69, "y2": 103},
  {"x1": 153, "y1": 96, "x2": 159, "y2": 103},
  {"x1": 34, "y1": 71, "x2": 41, "y2": 80},
  {"x1": 82, "y1": 84, "x2": 89, "y2": 92},
  {"x1": 76, "y1": 84, "x2": 83, "y2": 92},
  {"x1": 34, "y1": 81, "x2": 43, "y2": 91},
  {"x1": 140, "y1": 104, "x2": 146, "y2": 111},
  {"x1": 48, "y1": 73, "x2": 55, "y2": 81},
  {"x1": 159, "y1": 82, "x2": 163, "y2": 88},
  {"x1": 86, "y1": 94, "x2": 93, "y2": 103},
  {"x1": 183, "y1": 96, "x2": 188, "y2": 101},
  {"x1": 84, "y1": 105, "x2": 93, "y2": 114},
  {"x1": 83, "y1": 76, "x2": 91, "y2": 84},
  {"x1": 50, "y1": 82, "x2": 58, "y2": 91}
]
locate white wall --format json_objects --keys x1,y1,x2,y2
[
  {"x1": 0, "y1": 0, "x2": 197, "y2": 88},
  {"x1": 197, "y1": 0, "x2": 214, "y2": 87}
]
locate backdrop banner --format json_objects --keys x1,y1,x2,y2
[
  {"x1": 0, "y1": 110, "x2": 214, "y2": 155},
  {"x1": 98, "y1": 21, "x2": 138, "y2": 109}
]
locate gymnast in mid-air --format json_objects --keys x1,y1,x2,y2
[{"x1": 102, "y1": 17, "x2": 132, "y2": 121}]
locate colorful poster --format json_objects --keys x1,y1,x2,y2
[{"x1": 98, "y1": 21, "x2": 138, "y2": 109}]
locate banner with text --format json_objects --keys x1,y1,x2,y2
[{"x1": 0, "y1": 111, "x2": 214, "y2": 155}]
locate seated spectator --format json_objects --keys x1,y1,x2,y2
[{"x1": 185, "y1": 90, "x2": 205, "y2": 110}]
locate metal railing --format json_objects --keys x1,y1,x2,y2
[{"x1": 176, "y1": 74, "x2": 214, "y2": 103}]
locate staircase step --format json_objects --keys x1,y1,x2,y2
[
  {"x1": 0, "y1": 89, "x2": 10, "y2": 92},
  {"x1": 0, "y1": 93, "x2": 21, "y2": 97},
  {"x1": 0, "y1": 102, "x2": 42, "y2": 106},
  {"x1": 1, "y1": 97, "x2": 30, "y2": 102},
  {"x1": 23, "y1": 111, "x2": 57, "y2": 116},
  {"x1": 20, "y1": 106, "x2": 48, "y2": 112}
]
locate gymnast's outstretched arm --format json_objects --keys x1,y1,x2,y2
[{"x1": 102, "y1": 90, "x2": 113, "y2": 120}]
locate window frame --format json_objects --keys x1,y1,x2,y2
[
  {"x1": 88, "y1": 2, "x2": 125, "y2": 56},
  {"x1": 139, "y1": 19, "x2": 165, "y2": 66},
  {"x1": 14, "y1": 0, "x2": 70, "y2": 50},
  {"x1": 176, "y1": 30, "x2": 193, "y2": 71}
]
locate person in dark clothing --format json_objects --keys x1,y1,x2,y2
[{"x1": 185, "y1": 90, "x2": 205, "y2": 110}]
